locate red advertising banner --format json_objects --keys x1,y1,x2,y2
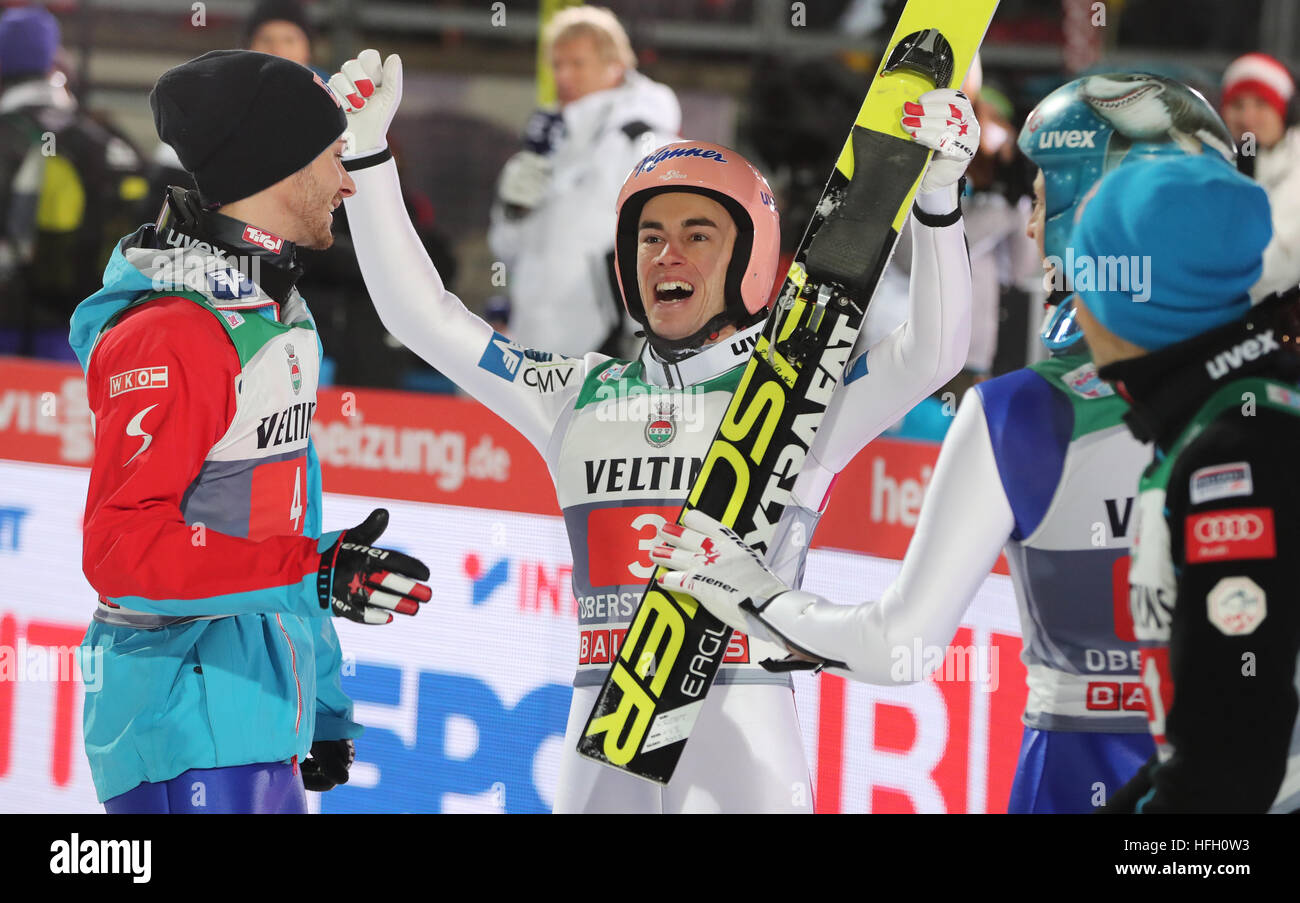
[
  {"x1": 0, "y1": 357, "x2": 95, "y2": 468},
  {"x1": 0, "y1": 355, "x2": 561, "y2": 513},
  {"x1": 310, "y1": 383, "x2": 561, "y2": 515},
  {"x1": 818, "y1": 435, "x2": 1012, "y2": 575},
  {"x1": 0, "y1": 356, "x2": 1005, "y2": 570}
]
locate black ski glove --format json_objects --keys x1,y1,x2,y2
[
  {"x1": 318, "y1": 509, "x2": 431, "y2": 624},
  {"x1": 301, "y1": 739, "x2": 355, "y2": 792}
]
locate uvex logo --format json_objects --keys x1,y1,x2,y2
[
  {"x1": 242, "y1": 225, "x2": 284, "y2": 254},
  {"x1": 730, "y1": 334, "x2": 759, "y2": 357},
  {"x1": 1038, "y1": 129, "x2": 1098, "y2": 149},
  {"x1": 1204, "y1": 330, "x2": 1278, "y2": 380},
  {"x1": 162, "y1": 228, "x2": 227, "y2": 258}
]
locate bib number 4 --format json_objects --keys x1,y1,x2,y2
[
  {"x1": 290, "y1": 465, "x2": 304, "y2": 532},
  {"x1": 249, "y1": 458, "x2": 310, "y2": 539}
]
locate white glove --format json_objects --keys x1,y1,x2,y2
[
  {"x1": 498, "y1": 150, "x2": 553, "y2": 211},
  {"x1": 652, "y1": 509, "x2": 850, "y2": 670},
  {"x1": 650, "y1": 508, "x2": 791, "y2": 636},
  {"x1": 329, "y1": 48, "x2": 403, "y2": 161},
  {"x1": 903, "y1": 88, "x2": 980, "y2": 195},
  {"x1": 652, "y1": 509, "x2": 846, "y2": 669}
]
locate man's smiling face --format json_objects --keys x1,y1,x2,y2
[
  {"x1": 636, "y1": 192, "x2": 738, "y2": 341},
  {"x1": 284, "y1": 137, "x2": 354, "y2": 250}
]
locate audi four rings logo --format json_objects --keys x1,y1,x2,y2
[
  {"x1": 1186, "y1": 507, "x2": 1276, "y2": 564},
  {"x1": 1193, "y1": 513, "x2": 1264, "y2": 543}
]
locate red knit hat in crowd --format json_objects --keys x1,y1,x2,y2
[{"x1": 1222, "y1": 52, "x2": 1294, "y2": 121}]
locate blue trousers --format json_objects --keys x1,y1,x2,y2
[
  {"x1": 104, "y1": 762, "x2": 307, "y2": 814},
  {"x1": 1008, "y1": 727, "x2": 1154, "y2": 814}
]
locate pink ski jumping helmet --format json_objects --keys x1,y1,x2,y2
[{"x1": 614, "y1": 141, "x2": 781, "y2": 336}]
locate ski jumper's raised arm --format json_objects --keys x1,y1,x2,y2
[
  {"x1": 343, "y1": 158, "x2": 596, "y2": 457},
  {"x1": 792, "y1": 188, "x2": 973, "y2": 511}
]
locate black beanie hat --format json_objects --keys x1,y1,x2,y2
[
  {"x1": 150, "y1": 49, "x2": 346, "y2": 205},
  {"x1": 246, "y1": 0, "x2": 313, "y2": 44}
]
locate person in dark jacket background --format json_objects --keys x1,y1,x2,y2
[
  {"x1": 1074, "y1": 153, "x2": 1300, "y2": 813},
  {"x1": 0, "y1": 5, "x2": 148, "y2": 360}
]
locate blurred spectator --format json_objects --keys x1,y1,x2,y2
[
  {"x1": 838, "y1": 0, "x2": 890, "y2": 36},
  {"x1": 150, "y1": 0, "x2": 325, "y2": 200},
  {"x1": 148, "y1": 0, "x2": 325, "y2": 217},
  {"x1": 0, "y1": 5, "x2": 148, "y2": 361},
  {"x1": 488, "y1": 5, "x2": 681, "y2": 357},
  {"x1": 954, "y1": 59, "x2": 1041, "y2": 381},
  {"x1": 969, "y1": 83, "x2": 1043, "y2": 377},
  {"x1": 191, "y1": 0, "x2": 459, "y2": 390},
  {"x1": 1220, "y1": 52, "x2": 1300, "y2": 300},
  {"x1": 246, "y1": 0, "x2": 318, "y2": 72}
]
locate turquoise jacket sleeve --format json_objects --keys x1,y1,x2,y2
[{"x1": 310, "y1": 615, "x2": 364, "y2": 741}]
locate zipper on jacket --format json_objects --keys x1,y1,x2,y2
[{"x1": 275, "y1": 614, "x2": 303, "y2": 734}]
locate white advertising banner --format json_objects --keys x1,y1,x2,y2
[{"x1": 0, "y1": 458, "x2": 1025, "y2": 813}]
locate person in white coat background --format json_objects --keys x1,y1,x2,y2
[
  {"x1": 488, "y1": 6, "x2": 681, "y2": 358},
  {"x1": 1220, "y1": 52, "x2": 1300, "y2": 299}
]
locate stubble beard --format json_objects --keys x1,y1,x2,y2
[{"x1": 291, "y1": 168, "x2": 337, "y2": 251}]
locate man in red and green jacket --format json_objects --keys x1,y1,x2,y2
[{"x1": 68, "y1": 50, "x2": 432, "y2": 813}]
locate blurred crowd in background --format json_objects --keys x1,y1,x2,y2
[{"x1": 0, "y1": 0, "x2": 1296, "y2": 438}]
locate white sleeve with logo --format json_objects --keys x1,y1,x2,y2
[
  {"x1": 791, "y1": 206, "x2": 973, "y2": 511},
  {"x1": 770, "y1": 391, "x2": 1014, "y2": 681},
  {"x1": 342, "y1": 158, "x2": 597, "y2": 460}
]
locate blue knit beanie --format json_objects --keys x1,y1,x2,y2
[
  {"x1": 0, "y1": 6, "x2": 60, "y2": 80},
  {"x1": 1071, "y1": 154, "x2": 1272, "y2": 350}
]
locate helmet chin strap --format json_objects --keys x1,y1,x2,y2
[{"x1": 640, "y1": 309, "x2": 758, "y2": 364}]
